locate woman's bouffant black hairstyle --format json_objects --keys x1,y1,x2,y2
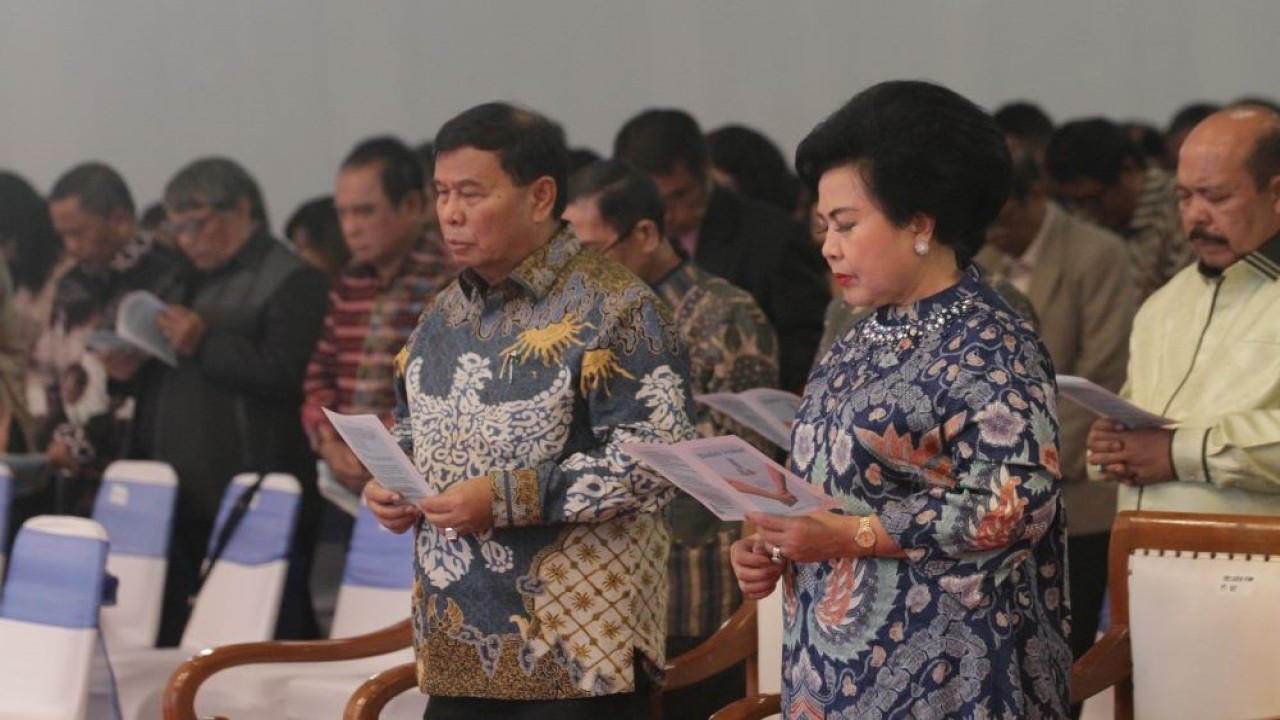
[{"x1": 795, "y1": 80, "x2": 1011, "y2": 264}]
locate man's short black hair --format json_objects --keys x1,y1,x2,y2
[
  {"x1": 707, "y1": 124, "x2": 801, "y2": 214},
  {"x1": 434, "y1": 102, "x2": 570, "y2": 216},
  {"x1": 1166, "y1": 102, "x2": 1220, "y2": 139},
  {"x1": 1007, "y1": 142, "x2": 1043, "y2": 204},
  {"x1": 49, "y1": 161, "x2": 136, "y2": 218},
  {"x1": 1045, "y1": 118, "x2": 1141, "y2": 185},
  {"x1": 568, "y1": 159, "x2": 666, "y2": 239},
  {"x1": 341, "y1": 136, "x2": 425, "y2": 206},
  {"x1": 795, "y1": 79, "x2": 1011, "y2": 263},
  {"x1": 0, "y1": 171, "x2": 62, "y2": 293},
  {"x1": 613, "y1": 109, "x2": 708, "y2": 180},
  {"x1": 994, "y1": 101, "x2": 1055, "y2": 151}
]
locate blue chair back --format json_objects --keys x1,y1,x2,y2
[
  {"x1": 92, "y1": 461, "x2": 178, "y2": 559},
  {"x1": 208, "y1": 473, "x2": 300, "y2": 566},
  {"x1": 0, "y1": 516, "x2": 109, "y2": 629},
  {"x1": 0, "y1": 463, "x2": 11, "y2": 576},
  {"x1": 343, "y1": 503, "x2": 414, "y2": 590}
]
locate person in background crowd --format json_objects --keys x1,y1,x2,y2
[
  {"x1": 706, "y1": 124, "x2": 804, "y2": 219},
  {"x1": 0, "y1": 171, "x2": 70, "y2": 428},
  {"x1": 0, "y1": 261, "x2": 32, "y2": 453},
  {"x1": 141, "y1": 201, "x2": 177, "y2": 248},
  {"x1": 301, "y1": 136, "x2": 454, "y2": 497},
  {"x1": 1164, "y1": 102, "x2": 1220, "y2": 172},
  {"x1": 140, "y1": 157, "x2": 330, "y2": 645},
  {"x1": 1089, "y1": 105, "x2": 1280, "y2": 517},
  {"x1": 1048, "y1": 117, "x2": 1196, "y2": 299},
  {"x1": 565, "y1": 158, "x2": 778, "y2": 720},
  {"x1": 285, "y1": 196, "x2": 350, "y2": 279},
  {"x1": 35, "y1": 162, "x2": 187, "y2": 512},
  {"x1": 994, "y1": 99, "x2": 1055, "y2": 170},
  {"x1": 978, "y1": 142, "x2": 1137, "y2": 716},
  {"x1": 615, "y1": 109, "x2": 829, "y2": 392}
]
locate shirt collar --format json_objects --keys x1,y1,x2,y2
[
  {"x1": 1016, "y1": 201, "x2": 1056, "y2": 270},
  {"x1": 458, "y1": 222, "x2": 578, "y2": 301},
  {"x1": 1241, "y1": 231, "x2": 1280, "y2": 281}
]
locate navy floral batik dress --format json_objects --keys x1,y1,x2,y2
[{"x1": 783, "y1": 267, "x2": 1072, "y2": 719}]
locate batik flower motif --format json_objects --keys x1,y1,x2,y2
[{"x1": 973, "y1": 401, "x2": 1026, "y2": 447}]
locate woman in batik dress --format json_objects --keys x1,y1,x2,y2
[{"x1": 731, "y1": 80, "x2": 1072, "y2": 719}]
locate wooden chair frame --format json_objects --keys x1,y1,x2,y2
[
  {"x1": 341, "y1": 601, "x2": 762, "y2": 720},
  {"x1": 1071, "y1": 510, "x2": 1280, "y2": 719},
  {"x1": 162, "y1": 618, "x2": 411, "y2": 720}
]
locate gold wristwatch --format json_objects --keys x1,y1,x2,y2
[{"x1": 854, "y1": 515, "x2": 877, "y2": 550}]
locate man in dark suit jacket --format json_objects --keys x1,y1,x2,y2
[{"x1": 615, "y1": 109, "x2": 829, "y2": 391}]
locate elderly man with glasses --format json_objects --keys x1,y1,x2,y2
[{"x1": 141, "y1": 157, "x2": 330, "y2": 646}]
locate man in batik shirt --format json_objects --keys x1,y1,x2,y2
[
  {"x1": 37, "y1": 162, "x2": 186, "y2": 505},
  {"x1": 564, "y1": 159, "x2": 779, "y2": 720},
  {"x1": 364, "y1": 103, "x2": 695, "y2": 720}
]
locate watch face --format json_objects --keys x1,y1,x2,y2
[{"x1": 855, "y1": 524, "x2": 875, "y2": 547}]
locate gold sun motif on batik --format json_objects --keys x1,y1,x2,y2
[
  {"x1": 500, "y1": 315, "x2": 591, "y2": 379},
  {"x1": 580, "y1": 347, "x2": 635, "y2": 396}
]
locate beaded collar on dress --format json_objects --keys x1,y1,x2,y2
[{"x1": 858, "y1": 266, "x2": 980, "y2": 348}]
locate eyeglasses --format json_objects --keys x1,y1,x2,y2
[
  {"x1": 162, "y1": 209, "x2": 220, "y2": 238},
  {"x1": 593, "y1": 222, "x2": 637, "y2": 255}
]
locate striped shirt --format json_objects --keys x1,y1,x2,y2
[{"x1": 301, "y1": 234, "x2": 455, "y2": 438}]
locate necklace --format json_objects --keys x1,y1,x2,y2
[{"x1": 859, "y1": 296, "x2": 974, "y2": 348}]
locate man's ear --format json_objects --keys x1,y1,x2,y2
[
  {"x1": 528, "y1": 176, "x2": 558, "y2": 222},
  {"x1": 633, "y1": 218, "x2": 663, "y2": 253},
  {"x1": 109, "y1": 207, "x2": 134, "y2": 239},
  {"x1": 397, "y1": 189, "x2": 426, "y2": 216},
  {"x1": 1268, "y1": 174, "x2": 1280, "y2": 214}
]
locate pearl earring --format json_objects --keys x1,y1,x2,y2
[{"x1": 914, "y1": 237, "x2": 929, "y2": 256}]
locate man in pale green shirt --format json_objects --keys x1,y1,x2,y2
[{"x1": 1088, "y1": 106, "x2": 1280, "y2": 515}]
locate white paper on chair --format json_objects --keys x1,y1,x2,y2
[
  {"x1": 1128, "y1": 551, "x2": 1280, "y2": 720},
  {"x1": 695, "y1": 388, "x2": 801, "y2": 450},
  {"x1": 621, "y1": 435, "x2": 838, "y2": 520},
  {"x1": 1056, "y1": 375, "x2": 1173, "y2": 429},
  {"x1": 321, "y1": 409, "x2": 431, "y2": 503}
]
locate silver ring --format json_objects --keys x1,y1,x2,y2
[
  {"x1": 770, "y1": 545, "x2": 784, "y2": 564},
  {"x1": 444, "y1": 527, "x2": 459, "y2": 542}
]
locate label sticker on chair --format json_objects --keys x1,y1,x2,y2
[
  {"x1": 1219, "y1": 572, "x2": 1259, "y2": 596},
  {"x1": 110, "y1": 484, "x2": 130, "y2": 506}
]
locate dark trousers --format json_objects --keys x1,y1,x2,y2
[
  {"x1": 1068, "y1": 531, "x2": 1110, "y2": 719},
  {"x1": 424, "y1": 686, "x2": 650, "y2": 720},
  {"x1": 662, "y1": 635, "x2": 746, "y2": 720}
]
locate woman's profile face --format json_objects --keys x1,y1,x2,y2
[{"x1": 815, "y1": 164, "x2": 924, "y2": 308}]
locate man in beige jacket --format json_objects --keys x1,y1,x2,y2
[{"x1": 979, "y1": 141, "x2": 1138, "y2": 676}]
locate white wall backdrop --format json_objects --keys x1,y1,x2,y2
[{"x1": 2, "y1": 0, "x2": 1275, "y2": 232}]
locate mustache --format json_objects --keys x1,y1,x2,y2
[{"x1": 1189, "y1": 226, "x2": 1229, "y2": 244}]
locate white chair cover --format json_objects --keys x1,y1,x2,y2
[{"x1": 0, "y1": 515, "x2": 109, "y2": 720}]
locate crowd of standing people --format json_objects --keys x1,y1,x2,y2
[{"x1": 3, "y1": 82, "x2": 1280, "y2": 719}]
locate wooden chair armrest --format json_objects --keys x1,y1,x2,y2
[
  {"x1": 163, "y1": 618, "x2": 413, "y2": 720},
  {"x1": 1070, "y1": 625, "x2": 1132, "y2": 705},
  {"x1": 343, "y1": 661, "x2": 419, "y2": 720},
  {"x1": 664, "y1": 601, "x2": 758, "y2": 690},
  {"x1": 709, "y1": 693, "x2": 781, "y2": 720}
]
